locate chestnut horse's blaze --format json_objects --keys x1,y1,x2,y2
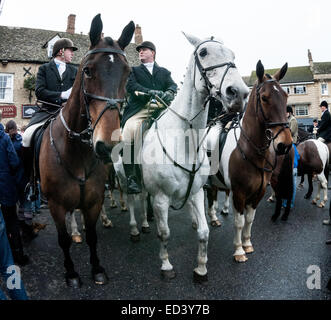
[{"x1": 39, "y1": 14, "x2": 135, "y2": 287}]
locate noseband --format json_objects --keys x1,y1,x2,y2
[
  {"x1": 60, "y1": 47, "x2": 127, "y2": 146},
  {"x1": 194, "y1": 38, "x2": 237, "y2": 108}
]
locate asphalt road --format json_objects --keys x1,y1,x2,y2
[{"x1": 1, "y1": 179, "x2": 330, "y2": 301}]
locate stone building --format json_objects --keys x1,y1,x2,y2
[
  {"x1": 0, "y1": 14, "x2": 141, "y2": 128},
  {"x1": 243, "y1": 50, "x2": 331, "y2": 130}
]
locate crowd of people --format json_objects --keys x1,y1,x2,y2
[{"x1": 1, "y1": 35, "x2": 330, "y2": 299}]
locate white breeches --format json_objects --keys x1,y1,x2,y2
[{"x1": 22, "y1": 121, "x2": 46, "y2": 147}]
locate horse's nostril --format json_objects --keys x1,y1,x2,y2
[
  {"x1": 226, "y1": 86, "x2": 238, "y2": 98},
  {"x1": 276, "y1": 143, "x2": 286, "y2": 155},
  {"x1": 96, "y1": 141, "x2": 111, "y2": 157}
]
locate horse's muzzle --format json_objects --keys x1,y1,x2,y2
[
  {"x1": 95, "y1": 141, "x2": 113, "y2": 163},
  {"x1": 275, "y1": 143, "x2": 292, "y2": 155}
]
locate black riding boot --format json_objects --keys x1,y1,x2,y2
[{"x1": 123, "y1": 163, "x2": 142, "y2": 194}]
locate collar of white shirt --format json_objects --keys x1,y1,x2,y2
[{"x1": 143, "y1": 62, "x2": 154, "y2": 74}]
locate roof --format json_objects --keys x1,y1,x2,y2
[
  {"x1": 0, "y1": 25, "x2": 140, "y2": 67},
  {"x1": 313, "y1": 62, "x2": 331, "y2": 75},
  {"x1": 243, "y1": 66, "x2": 314, "y2": 87}
]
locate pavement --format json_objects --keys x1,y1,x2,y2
[{"x1": 1, "y1": 179, "x2": 330, "y2": 300}]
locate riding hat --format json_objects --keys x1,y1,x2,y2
[
  {"x1": 286, "y1": 106, "x2": 293, "y2": 114},
  {"x1": 136, "y1": 41, "x2": 156, "y2": 52},
  {"x1": 52, "y1": 38, "x2": 78, "y2": 57},
  {"x1": 320, "y1": 100, "x2": 328, "y2": 109}
]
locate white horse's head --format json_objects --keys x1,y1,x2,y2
[{"x1": 183, "y1": 33, "x2": 249, "y2": 113}]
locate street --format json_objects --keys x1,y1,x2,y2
[{"x1": 2, "y1": 179, "x2": 330, "y2": 300}]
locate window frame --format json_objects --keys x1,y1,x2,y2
[
  {"x1": 294, "y1": 85, "x2": 306, "y2": 95},
  {"x1": 321, "y1": 83, "x2": 328, "y2": 96},
  {"x1": 0, "y1": 73, "x2": 14, "y2": 103},
  {"x1": 294, "y1": 104, "x2": 309, "y2": 116}
]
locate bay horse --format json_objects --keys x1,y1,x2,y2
[
  {"x1": 139, "y1": 34, "x2": 249, "y2": 282},
  {"x1": 297, "y1": 139, "x2": 329, "y2": 207},
  {"x1": 38, "y1": 14, "x2": 135, "y2": 287},
  {"x1": 208, "y1": 61, "x2": 292, "y2": 262}
]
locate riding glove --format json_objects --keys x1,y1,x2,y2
[
  {"x1": 161, "y1": 90, "x2": 175, "y2": 105},
  {"x1": 61, "y1": 87, "x2": 72, "y2": 100},
  {"x1": 148, "y1": 90, "x2": 164, "y2": 98}
]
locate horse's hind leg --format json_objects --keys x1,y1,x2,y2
[
  {"x1": 100, "y1": 205, "x2": 113, "y2": 228},
  {"x1": 82, "y1": 207, "x2": 108, "y2": 285},
  {"x1": 221, "y1": 190, "x2": 230, "y2": 216},
  {"x1": 127, "y1": 194, "x2": 140, "y2": 242},
  {"x1": 188, "y1": 189, "x2": 209, "y2": 283},
  {"x1": 206, "y1": 186, "x2": 221, "y2": 227},
  {"x1": 242, "y1": 206, "x2": 256, "y2": 255},
  {"x1": 140, "y1": 191, "x2": 150, "y2": 234},
  {"x1": 52, "y1": 205, "x2": 81, "y2": 288},
  {"x1": 317, "y1": 173, "x2": 328, "y2": 208},
  {"x1": 305, "y1": 173, "x2": 313, "y2": 199}
]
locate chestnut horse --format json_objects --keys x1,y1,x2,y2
[
  {"x1": 38, "y1": 14, "x2": 134, "y2": 287},
  {"x1": 208, "y1": 61, "x2": 293, "y2": 262}
]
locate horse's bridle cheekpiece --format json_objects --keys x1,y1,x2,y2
[
  {"x1": 60, "y1": 47, "x2": 127, "y2": 146},
  {"x1": 193, "y1": 38, "x2": 236, "y2": 109}
]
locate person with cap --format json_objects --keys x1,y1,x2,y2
[
  {"x1": 286, "y1": 106, "x2": 298, "y2": 144},
  {"x1": 121, "y1": 41, "x2": 177, "y2": 194},
  {"x1": 316, "y1": 100, "x2": 331, "y2": 143},
  {"x1": 22, "y1": 38, "x2": 78, "y2": 149}
]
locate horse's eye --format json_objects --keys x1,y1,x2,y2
[
  {"x1": 261, "y1": 95, "x2": 268, "y2": 102},
  {"x1": 83, "y1": 67, "x2": 91, "y2": 78},
  {"x1": 199, "y1": 48, "x2": 208, "y2": 57}
]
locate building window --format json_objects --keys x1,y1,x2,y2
[
  {"x1": 295, "y1": 105, "x2": 308, "y2": 116},
  {"x1": 0, "y1": 73, "x2": 14, "y2": 103},
  {"x1": 282, "y1": 86, "x2": 291, "y2": 94},
  {"x1": 321, "y1": 83, "x2": 328, "y2": 95},
  {"x1": 294, "y1": 85, "x2": 306, "y2": 94}
]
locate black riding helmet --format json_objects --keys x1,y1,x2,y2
[
  {"x1": 136, "y1": 41, "x2": 156, "y2": 52},
  {"x1": 52, "y1": 38, "x2": 78, "y2": 57}
]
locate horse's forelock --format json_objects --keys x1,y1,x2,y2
[{"x1": 104, "y1": 37, "x2": 114, "y2": 47}]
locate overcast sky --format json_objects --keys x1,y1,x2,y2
[{"x1": 0, "y1": 0, "x2": 329, "y2": 84}]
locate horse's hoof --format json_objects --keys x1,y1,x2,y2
[
  {"x1": 234, "y1": 254, "x2": 248, "y2": 263},
  {"x1": 93, "y1": 272, "x2": 108, "y2": 285},
  {"x1": 281, "y1": 214, "x2": 288, "y2": 221},
  {"x1": 311, "y1": 199, "x2": 317, "y2": 205},
  {"x1": 130, "y1": 234, "x2": 140, "y2": 242},
  {"x1": 271, "y1": 214, "x2": 279, "y2": 222},
  {"x1": 304, "y1": 194, "x2": 311, "y2": 199},
  {"x1": 267, "y1": 197, "x2": 274, "y2": 203},
  {"x1": 243, "y1": 245, "x2": 254, "y2": 254},
  {"x1": 72, "y1": 235, "x2": 83, "y2": 243},
  {"x1": 103, "y1": 221, "x2": 113, "y2": 228},
  {"x1": 110, "y1": 201, "x2": 117, "y2": 208},
  {"x1": 317, "y1": 203, "x2": 325, "y2": 208},
  {"x1": 210, "y1": 219, "x2": 221, "y2": 227},
  {"x1": 66, "y1": 276, "x2": 82, "y2": 288},
  {"x1": 121, "y1": 206, "x2": 128, "y2": 212},
  {"x1": 220, "y1": 211, "x2": 228, "y2": 216},
  {"x1": 141, "y1": 226, "x2": 150, "y2": 234},
  {"x1": 193, "y1": 271, "x2": 208, "y2": 284},
  {"x1": 161, "y1": 269, "x2": 176, "y2": 280}
]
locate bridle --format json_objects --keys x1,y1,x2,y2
[
  {"x1": 193, "y1": 38, "x2": 237, "y2": 109},
  {"x1": 59, "y1": 47, "x2": 127, "y2": 146}
]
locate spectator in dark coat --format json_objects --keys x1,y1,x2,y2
[
  {"x1": 0, "y1": 123, "x2": 29, "y2": 265},
  {"x1": 317, "y1": 100, "x2": 331, "y2": 142}
]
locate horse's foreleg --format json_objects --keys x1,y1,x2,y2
[
  {"x1": 108, "y1": 189, "x2": 117, "y2": 208},
  {"x1": 52, "y1": 205, "x2": 81, "y2": 288},
  {"x1": 83, "y1": 208, "x2": 108, "y2": 285},
  {"x1": 206, "y1": 187, "x2": 221, "y2": 227},
  {"x1": 267, "y1": 190, "x2": 275, "y2": 202},
  {"x1": 189, "y1": 189, "x2": 209, "y2": 283},
  {"x1": 153, "y1": 193, "x2": 174, "y2": 280},
  {"x1": 220, "y1": 190, "x2": 230, "y2": 216},
  {"x1": 233, "y1": 207, "x2": 247, "y2": 263},
  {"x1": 127, "y1": 194, "x2": 140, "y2": 241},
  {"x1": 70, "y1": 210, "x2": 82, "y2": 243},
  {"x1": 100, "y1": 205, "x2": 113, "y2": 228},
  {"x1": 242, "y1": 206, "x2": 256, "y2": 255}
]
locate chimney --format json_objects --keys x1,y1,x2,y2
[
  {"x1": 134, "y1": 24, "x2": 143, "y2": 45},
  {"x1": 308, "y1": 49, "x2": 314, "y2": 72},
  {"x1": 66, "y1": 14, "x2": 76, "y2": 34}
]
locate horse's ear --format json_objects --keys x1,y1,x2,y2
[
  {"x1": 118, "y1": 21, "x2": 135, "y2": 50},
  {"x1": 182, "y1": 32, "x2": 201, "y2": 48},
  {"x1": 256, "y1": 60, "x2": 264, "y2": 83},
  {"x1": 89, "y1": 14, "x2": 103, "y2": 47},
  {"x1": 274, "y1": 63, "x2": 288, "y2": 82}
]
